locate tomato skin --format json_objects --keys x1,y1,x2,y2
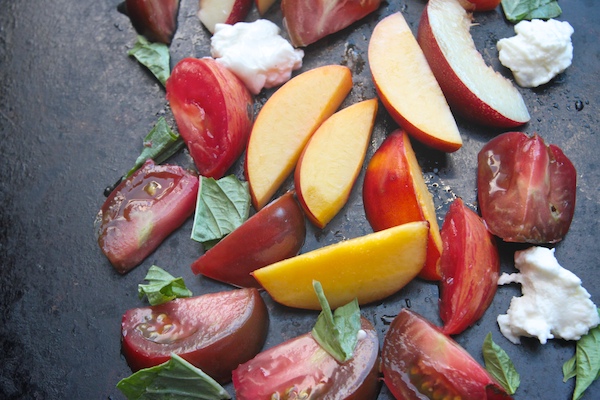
[
  {"x1": 232, "y1": 317, "x2": 381, "y2": 400},
  {"x1": 121, "y1": 288, "x2": 269, "y2": 383},
  {"x1": 477, "y1": 132, "x2": 576, "y2": 244},
  {"x1": 439, "y1": 198, "x2": 500, "y2": 335},
  {"x1": 464, "y1": 0, "x2": 501, "y2": 12},
  {"x1": 191, "y1": 191, "x2": 306, "y2": 288},
  {"x1": 125, "y1": 0, "x2": 180, "y2": 44},
  {"x1": 97, "y1": 160, "x2": 198, "y2": 274},
  {"x1": 382, "y1": 309, "x2": 511, "y2": 400},
  {"x1": 166, "y1": 57, "x2": 253, "y2": 179}
]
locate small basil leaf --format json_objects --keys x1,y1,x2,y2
[
  {"x1": 572, "y1": 309, "x2": 600, "y2": 400},
  {"x1": 311, "y1": 280, "x2": 361, "y2": 363},
  {"x1": 483, "y1": 332, "x2": 520, "y2": 395},
  {"x1": 191, "y1": 176, "x2": 250, "y2": 246},
  {"x1": 563, "y1": 355, "x2": 577, "y2": 382},
  {"x1": 116, "y1": 353, "x2": 231, "y2": 400},
  {"x1": 138, "y1": 265, "x2": 192, "y2": 306},
  {"x1": 126, "y1": 117, "x2": 184, "y2": 178},
  {"x1": 128, "y1": 35, "x2": 170, "y2": 86},
  {"x1": 501, "y1": 0, "x2": 562, "y2": 23}
]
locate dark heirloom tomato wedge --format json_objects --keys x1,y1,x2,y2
[
  {"x1": 96, "y1": 160, "x2": 198, "y2": 274},
  {"x1": 166, "y1": 57, "x2": 253, "y2": 179},
  {"x1": 477, "y1": 131, "x2": 576, "y2": 243},
  {"x1": 125, "y1": 0, "x2": 180, "y2": 44},
  {"x1": 121, "y1": 288, "x2": 268, "y2": 383},
  {"x1": 439, "y1": 198, "x2": 500, "y2": 335},
  {"x1": 382, "y1": 309, "x2": 511, "y2": 400},
  {"x1": 191, "y1": 191, "x2": 306, "y2": 288},
  {"x1": 232, "y1": 317, "x2": 381, "y2": 400}
]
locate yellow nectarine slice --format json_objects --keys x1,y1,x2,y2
[
  {"x1": 295, "y1": 99, "x2": 378, "y2": 228},
  {"x1": 368, "y1": 12, "x2": 462, "y2": 152},
  {"x1": 253, "y1": 221, "x2": 429, "y2": 310},
  {"x1": 245, "y1": 65, "x2": 353, "y2": 210}
]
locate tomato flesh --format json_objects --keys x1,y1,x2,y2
[
  {"x1": 96, "y1": 160, "x2": 198, "y2": 273},
  {"x1": 232, "y1": 317, "x2": 381, "y2": 400},
  {"x1": 477, "y1": 132, "x2": 576, "y2": 243},
  {"x1": 166, "y1": 57, "x2": 253, "y2": 179},
  {"x1": 121, "y1": 288, "x2": 269, "y2": 383},
  {"x1": 439, "y1": 198, "x2": 500, "y2": 335},
  {"x1": 382, "y1": 309, "x2": 511, "y2": 400},
  {"x1": 191, "y1": 191, "x2": 306, "y2": 288}
]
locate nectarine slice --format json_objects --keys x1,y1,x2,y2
[
  {"x1": 368, "y1": 12, "x2": 462, "y2": 153},
  {"x1": 245, "y1": 65, "x2": 353, "y2": 210},
  {"x1": 363, "y1": 130, "x2": 443, "y2": 280},
  {"x1": 252, "y1": 221, "x2": 429, "y2": 310},
  {"x1": 417, "y1": 0, "x2": 530, "y2": 127},
  {"x1": 295, "y1": 99, "x2": 378, "y2": 228}
]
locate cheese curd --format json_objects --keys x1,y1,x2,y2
[
  {"x1": 497, "y1": 19, "x2": 574, "y2": 88},
  {"x1": 497, "y1": 246, "x2": 599, "y2": 344},
  {"x1": 211, "y1": 19, "x2": 304, "y2": 95}
]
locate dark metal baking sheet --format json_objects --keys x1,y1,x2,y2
[{"x1": 1, "y1": 0, "x2": 598, "y2": 398}]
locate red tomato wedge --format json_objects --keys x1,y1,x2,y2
[
  {"x1": 477, "y1": 131, "x2": 576, "y2": 244},
  {"x1": 96, "y1": 160, "x2": 198, "y2": 274},
  {"x1": 439, "y1": 198, "x2": 500, "y2": 335},
  {"x1": 191, "y1": 191, "x2": 306, "y2": 288},
  {"x1": 121, "y1": 288, "x2": 268, "y2": 383},
  {"x1": 166, "y1": 57, "x2": 253, "y2": 179},
  {"x1": 281, "y1": 0, "x2": 382, "y2": 47},
  {"x1": 232, "y1": 317, "x2": 381, "y2": 400},
  {"x1": 382, "y1": 309, "x2": 512, "y2": 400}
]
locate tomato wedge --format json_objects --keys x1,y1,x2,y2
[
  {"x1": 439, "y1": 198, "x2": 500, "y2": 335},
  {"x1": 191, "y1": 191, "x2": 306, "y2": 288},
  {"x1": 232, "y1": 317, "x2": 381, "y2": 399},
  {"x1": 477, "y1": 131, "x2": 576, "y2": 243},
  {"x1": 96, "y1": 160, "x2": 198, "y2": 274},
  {"x1": 382, "y1": 309, "x2": 511, "y2": 400},
  {"x1": 121, "y1": 288, "x2": 268, "y2": 383}
]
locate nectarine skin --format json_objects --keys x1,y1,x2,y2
[
  {"x1": 417, "y1": 0, "x2": 530, "y2": 128},
  {"x1": 363, "y1": 130, "x2": 442, "y2": 280}
]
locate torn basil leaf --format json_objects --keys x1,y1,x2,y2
[
  {"x1": 311, "y1": 280, "x2": 361, "y2": 363},
  {"x1": 191, "y1": 175, "x2": 250, "y2": 246},
  {"x1": 482, "y1": 332, "x2": 520, "y2": 395},
  {"x1": 126, "y1": 117, "x2": 184, "y2": 178},
  {"x1": 501, "y1": 0, "x2": 562, "y2": 23},
  {"x1": 128, "y1": 35, "x2": 171, "y2": 86},
  {"x1": 138, "y1": 265, "x2": 192, "y2": 306},
  {"x1": 116, "y1": 353, "x2": 231, "y2": 400}
]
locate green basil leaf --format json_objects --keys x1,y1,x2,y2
[
  {"x1": 501, "y1": 0, "x2": 562, "y2": 23},
  {"x1": 117, "y1": 353, "x2": 231, "y2": 400},
  {"x1": 126, "y1": 117, "x2": 184, "y2": 178},
  {"x1": 138, "y1": 265, "x2": 192, "y2": 306},
  {"x1": 572, "y1": 309, "x2": 600, "y2": 400},
  {"x1": 128, "y1": 35, "x2": 170, "y2": 86},
  {"x1": 311, "y1": 280, "x2": 361, "y2": 363},
  {"x1": 191, "y1": 175, "x2": 250, "y2": 246},
  {"x1": 482, "y1": 332, "x2": 521, "y2": 395},
  {"x1": 563, "y1": 355, "x2": 577, "y2": 382}
]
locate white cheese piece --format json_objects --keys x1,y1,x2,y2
[
  {"x1": 497, "y1": 246, "x2": 599, "y2": 344},
  {"x1": 497, "y1": 19, "x2": 574, "y2": 88},
  {"x1": 211, "y1": 19, "x2": 304, "y2": 95}
]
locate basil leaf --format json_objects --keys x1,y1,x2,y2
[
  {"x1": 482, "y1": 332, "x2": 521, "y2": 395},
  {"x1": 311, "y1": 280, "x2": 361, "y2": 363},
  {"x1": 501, "y1": 0, "x2": 562, "y2": 23},
  {"x1": 572, "y1": 309, "x2": 600, "y2": 400},
  {"x1": 128, "y1": 35, "x2": 170, "y2": 86},
  {"x1": 138, "y1": 265, "x2": 192, "y2": 306},
  {"x1": 117, "y1": 353, "x2": 231, "y2": 400},
  {"x1": 563, "y1": 355, "x2": 577, "y2": 382},
  {"x1": 191, "y1": 175, "x2": 250, "y2": 246},
  {"x1": 126, "y1": 117, "x2": 184, "y2": 178}
]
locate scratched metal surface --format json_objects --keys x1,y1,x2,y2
[{"x1": 0, "y1": 0, "x2": 598, "y2": 399}]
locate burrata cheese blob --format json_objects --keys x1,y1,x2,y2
[
  {"x1": 497, "y1": 19, "x2": 574, "y2": 88},
  {"x1": 211, "y1": 19, "x2": 304, "y2": 95},
  {"x1": 497, "y1": 246, "x2": 599, "y2": 344}
]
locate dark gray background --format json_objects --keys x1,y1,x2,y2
[{"x1": 1, "y1": 0, "x2": 598, "y2": 398}]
